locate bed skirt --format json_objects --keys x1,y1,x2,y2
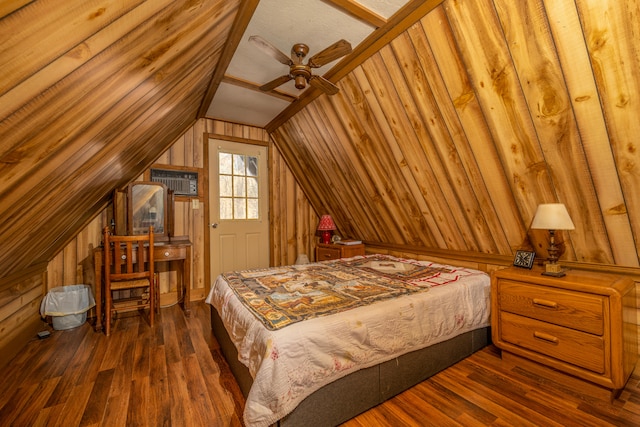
[{"x1": 210, "y1": 306, "x2": 490, "y2": 426}]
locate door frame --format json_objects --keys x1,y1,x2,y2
[{"x1": 203, "y1": 133, "x2": 270, "y2": 292}]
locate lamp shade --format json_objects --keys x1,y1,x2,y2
[
  {"x1": 530, "y1": 204, "x2": 575, "y2": 230},
  {"x1": 317, "y1": 214, "x2": 337, "y2": 231}
]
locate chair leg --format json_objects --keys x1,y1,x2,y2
[
  {"x1": 155, "y1": 273, "x2": 160, "y2": 314},
  {"x1": 105, "y1": 289, "x2": 111, "y2": 337},
  {"x1": 149, "y1": 279, "x2": 155, "y2": 327}
]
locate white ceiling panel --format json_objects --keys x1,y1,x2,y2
[
  {"x1": 206, "y1": 82, "x2": 291, "y2": 127},
  {"x1": 206, "y1": 0, "x2": 412, "y2": 127},
  {"x1": 228, "y1": 0, "x2": 374, "y2": 96},
  {"x1": 357, "y1": 0, "x2": 411, "y2": 18}
]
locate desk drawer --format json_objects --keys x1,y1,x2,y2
[
  {"x1": 498, "y1": 280, "x2": 604, "y2": 335},
  {"x1": 155, "y1": 246, "x2": 187, "y2": 261},
  {"x1": 500, "y1": 312, "x2": 605, "y2": 374}
]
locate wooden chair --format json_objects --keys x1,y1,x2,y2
[{"x1": 103, "y1": 226, "x2": 157, "y2": 336}]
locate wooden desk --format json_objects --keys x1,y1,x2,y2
[{"x1": 93, "y1": 237, "x2": 192, "y2": 332}]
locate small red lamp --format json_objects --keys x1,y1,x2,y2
[{"x1": 317, "y1": 214, "x2": 337, "y2": 244}]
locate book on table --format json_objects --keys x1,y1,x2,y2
[{"x1": 337, "y1": 239, "x2": 362, "y2": 245}]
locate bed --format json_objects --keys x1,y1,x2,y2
[{"x1": 206, "y1": 254, "x2": 491, "y2": 427}]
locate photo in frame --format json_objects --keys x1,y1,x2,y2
[{"x1": 513, "y1": 250, "x2": 535, "y2": 269}]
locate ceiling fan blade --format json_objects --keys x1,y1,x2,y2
[
  {"x1": 307, "y1": 39, "x2": 352, "y2": 68},
  {"x1": 249, "y1": 35, "x2": 293, "y2": 66},
  {"x1": 259, "y1": 75, "x2": 293, "y2": 92},
  {"x1": 309, "y1": 75, "x2": 339, "y2": 95}
]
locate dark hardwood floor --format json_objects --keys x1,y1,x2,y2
[{"x1": 0, "y1": 301, "x2": 638, "y2": 426}]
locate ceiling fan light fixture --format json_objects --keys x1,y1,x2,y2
[
  {"x1": 249, "y1": 36, "x2": 352, "y2": 95},
  {"x1": 294, "y1": 75, "x2": 307, "y2": 89}
]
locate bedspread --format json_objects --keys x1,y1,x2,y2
[
  {"x1": 206, "y1": 255, "x2": 490, "y2": 427},
  {"x1": 221, "y1": 254, "x2": 455, "y2": 330}
]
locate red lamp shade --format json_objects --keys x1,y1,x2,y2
[{"x1": 317, "y1": 215, "x2": 336, "y2": 244}]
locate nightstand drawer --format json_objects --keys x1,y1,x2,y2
[
  {"x1": 498, "y1": 280, "x2": 604, "y2": 335},
  {"x1": 317, "y1": 247, "x2": 341, "y2": 261},
  {"x1": 500, "y1": 312, "x2": 605, "y2": 374}
]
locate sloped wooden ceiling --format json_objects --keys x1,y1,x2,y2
[
  {"x1": 1, "y1": 0, "x2": 639, "y2": 283},
  {"x1": 0, "y1": 0, "x2": 244, "y2": 277},
  {"x1": 271, "y1": 0, "x2": 640, "y2": 267}
]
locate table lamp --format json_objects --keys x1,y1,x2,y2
[
  {"x1": 317, "y1": 215, "x2": 337, "y2": 244},
  {"x1": 530, "y1": 203, "x2": 575, "y2": 277}
]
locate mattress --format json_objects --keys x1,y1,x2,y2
[{"x1": 206, "y1": 254, "x2": 491, "y2": 427}]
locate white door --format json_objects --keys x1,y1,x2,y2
[{"x1": 209, "y1": 138, "x2": 269, "y2": 280}]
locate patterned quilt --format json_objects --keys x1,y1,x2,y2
[{"x1": 222, "y1": 254, "x2": 457, "y2": 330}]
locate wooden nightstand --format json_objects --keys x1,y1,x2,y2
[
  {"x1": 491, "y1": 267, "x2": 637, "y2": 399},
  {"x1": 315, "y1": 242, "x2": 365, "y2": 261}
]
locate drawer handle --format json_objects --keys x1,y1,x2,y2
[
  {"x1": 533, "y1": 331, "x2": 559, "y2": 344},
  {"x1": 532, "y1": 298, "x2": 558, "y2": 309}
]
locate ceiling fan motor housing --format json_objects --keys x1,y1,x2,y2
[{"x1": 291, "y1": 64, "x2": 312, "y2": 89}]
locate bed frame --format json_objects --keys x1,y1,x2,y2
[{"x1": 211, "y1": 307, "x2": 490, "y2": 426}]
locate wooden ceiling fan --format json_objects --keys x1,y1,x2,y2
[{"x1": 249, "y1": 35, "x2": 352, "y2": 95}]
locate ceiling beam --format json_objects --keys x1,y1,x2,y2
[
  {"x1": 265, "y1": 0, "x2": 446, "y2": 133},
  {"x1": 197, "y1": 0, "x2": 260, "y2": 118},
  {"x1": 322, "y1": 0, "x2": 387, "y2": 28}
]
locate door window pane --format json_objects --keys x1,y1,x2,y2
[
  {"x1": 233, "y1": 176, "x2": 246, "y2": 197},
  {"x1": 219, "y1": 152, "x2": 232, "y2": 175},
  {"x1": 219, "y1": 151, "x2": 260, "y2": 220},
  {"x1": 233, "y1": 154, "x2": 245, "y2": 175},
  {"x1": 247, "y1": 156, "x2": 258, "y2": 176},
  {"x1": 219, "y1": 175, "x2": 232, "y2": 197},
  {"x1": 247, "y1": 177, "x2": 258, "y2": 198}
]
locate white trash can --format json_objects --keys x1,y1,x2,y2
[{"x1": 40, "y1": 285, "x2": 96, "y2": 330}]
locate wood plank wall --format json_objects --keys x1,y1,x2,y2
[
  {"x1": 43, "y1": 118, "x2": 317, "y2": 307},
  {"x1": 270, "y1": 146, "x2": 320, "y2": 266},
  {"x1": 269, "y1": 0, "x2": 640, "y2": 351},
  {"x1": 0, "y1": 265, "x2": 47, "y2": 368},
  {"x1": 0, "y1": 0, "x2": 241, "y2": 279},
  {"x1": 271, "y1": 0, "x2": 640, "y2": 267}
]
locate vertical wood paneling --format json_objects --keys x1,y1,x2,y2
[
  {"x1": 493, "y1": 0, "x2": 611, "y2": 263},
  {"x1": 269, "y1": 135, "x2": 319, "y2": 266},
  {"x1": 271, "y1": 0, "x2": 640, "y2": 271},
  {"x1": 0, "y1": 267, "x2": 45, "y2": 368},
  {"x1": 4, "y1": 0, "x2": 640, "y2": 359},
  {"x1": 0, "y1": 0, "x2": 242, "y2": 280},
  {"x1": 444, "y1": 0, "x2": 557, "y2": 230},
  {"x1": 45, "y1": 119, "x2": 279, "y2": 303},
  {"x1": 420, "y1": 8, "x2": 526, "y2": 251},
  {"x1": 405, "y1": 22, "x2": 514, "y2": 254},
  {"x1": 576, "y1": 0, "x2": 640, "y2": 260},
  {"x1": 305, "y1": 101, "x2": 384, "y2": 241},
  {"x1": 544, "y1": 0, "x2": 636, "y2": 266}
]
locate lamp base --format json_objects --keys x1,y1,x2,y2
[
  {"x1": 542, "y1": 270, "x2": 566, "y2": 277},
  {"x1": 542, "y1": 262, "x2": 566, "y2": 277}
]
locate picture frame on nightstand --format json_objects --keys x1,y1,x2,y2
[{"x1": 513, "y1": 250, "x2": 535, "y2": 269}]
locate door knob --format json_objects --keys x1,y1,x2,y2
[{"x1": 210, "y1": 223, "x2": 219, "y2": 228}]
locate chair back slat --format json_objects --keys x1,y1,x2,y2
[{"x1": 102, "y1": 226, "x2": 156, "y2": 336}]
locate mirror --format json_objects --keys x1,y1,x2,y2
[{"x1": 127, "y1": 182, "x2": 170, "y2": 238}]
